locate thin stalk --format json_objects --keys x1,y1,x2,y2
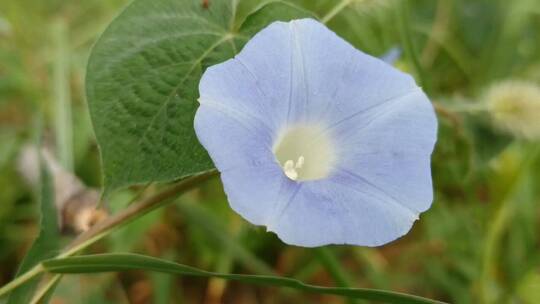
[
  {"x1": 420, "y1": 0, "x2": 452, "y2": 68},
  {"x1": 353, "y1": 248, "x2": 389, "y2": 289},
  {"x1": 322, "y1": 0, "x2": 353, "y2": 24},
  {"x1": 396, "y1": 0, "x2": 429, "y2": 92},
  {"x1": 0, "y1": 265, "x2": 44, "y2": 299},
  {"x1": 29, "y1": 274, "x2": 61, "y2": 304},
  {"x1": 52, "y1": 19, "x2": 73, "y2": 170},
  {"x1": 479, "y1": 144, "x2": 540, "y2": 303},
  {"x1": 176, "y1": 200, "x2": 274, "y2": 275},
  {"x1": 68, "y1": 170, "x2": 217, "y2": 251},
  {"x1": 293, "y1": 256, "x2": 321, "y2": 282},
  {"x1": 0, "y1": 170, "x2": 218, "y2": 299},
  {"x1": 441, "y1": 103, "x2": 489, "y2": 114},
  {"x1": 204, "y1": 222, "x2": 239, "y2": 304},
  {"x1": 316, "y1": 247, "x2": 358, "y2": 304}
]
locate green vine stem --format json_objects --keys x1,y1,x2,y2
[{"x1": 0, "y1": 170, "x2": 218, "y2": 299}]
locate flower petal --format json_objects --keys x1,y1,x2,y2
[
  {"x1": 220, "y1": 164, "x2": 295, "y2": 226},
  {"x1": 333, "y1": 152, "x2": 434, "y2": 214},
  {"x1": 199, "y1": 19, "x2": 417, "y2": 129},
  {"x1": 277, "y1": 19, "x2": 418, "y2": 124},
  {"x1": 268, "y1": 179, "x2": 418, "y2": 247},
  {"x1": 198, "y1": 21, "x2": 295, "y2": 130},
  {"x1": 331, "y1": 89, "x2": 437, "y2": 213},
  {"x1": 332, "y1": 89, "x2": 437, "y2": 156},
  {"x1": 194, "y1": 105, "x2": 275, "y2": 172}
]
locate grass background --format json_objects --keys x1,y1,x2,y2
[{"x1": 1, "y1": 0, "x2": 540, "y2": 303}]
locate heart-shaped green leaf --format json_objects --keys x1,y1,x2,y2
[{"x1": 87, "y1": 0, "x2": 313, "y2": 194}]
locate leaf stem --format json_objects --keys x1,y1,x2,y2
[{"x1": 0, "y1": 170, "x2": 218, "y2": 299}]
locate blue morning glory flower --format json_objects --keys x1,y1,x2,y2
[{"x1": 194, "y1": 19, "x2": 437, "y2": 247}]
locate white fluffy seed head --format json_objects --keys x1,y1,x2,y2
[{"x1": 486, "y1": 80, "x2": 540, "y2": 140}]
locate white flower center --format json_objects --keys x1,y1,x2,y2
[{"x1": 273, "y1": 124, "x2": 336, "y2": 181}]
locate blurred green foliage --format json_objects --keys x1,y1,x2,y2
[{"x1": 1, "y1": 0, "x2": 540, "y2": 303}]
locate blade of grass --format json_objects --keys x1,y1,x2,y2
[
  {"x1": 419, "y1": 0, "x2": 451, "y2": 68},
  {"x1": 43, "y1": 253, "x2": 448, "y2": 304},
  {"x1": 292, "y1": 256, "x2": 321, "y2": 282},
  {"x1": 414, "y1": 25, "x2": 474, "y2": 82},
  {"x1": 204, "y1": 233, "x2": 235, "y2": 304},
  {"x1": 151, "y1": 252, "x2": 176, "y2": 304},
  {"x1": 7, "y1": 156, "x2": 60, "y2": 303},
  {"x1": 395, "y1": 0, "x2": 430, "y2": 92},
  {"x1": 480, "y1": 143, "x2": 540, "y2": 303},
  {"x1": 322, "y1": 0, "x2": 353, "y2": 24},
  {"x1": 29, "y1": 274, "x2": 61, "y2": 304},
  {"x1": 176, "y1": 200, "x2": 274, "y2": 275},
  {"x1": 315, "y1": 247, "x2": 358, "y2": 304},
  {"x1": 23, "y1": 21, "x2": 74, "y2": 301},
  {"x1": 0, "y1": 170, "x2": 218, "y2": 299},
  {"x1": 52, "y1": 19, "x2": 73, "y2": 170},
  {"x1": 353, "y1": 248, "x2": 390, "y2": 289}
]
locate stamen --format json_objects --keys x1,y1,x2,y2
[
  {"x1": 273, "y1": 124, "x2": 335, "y2": 181},
  {"x1": 283, "y1": 160, "x2": 295, "y2": 171},
  {"x1": 295, "y1": 156, "x2": 305, "y2": 169},
  {"x1": 283, "y1": 156, "x2": 305, "y2": 181}
]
